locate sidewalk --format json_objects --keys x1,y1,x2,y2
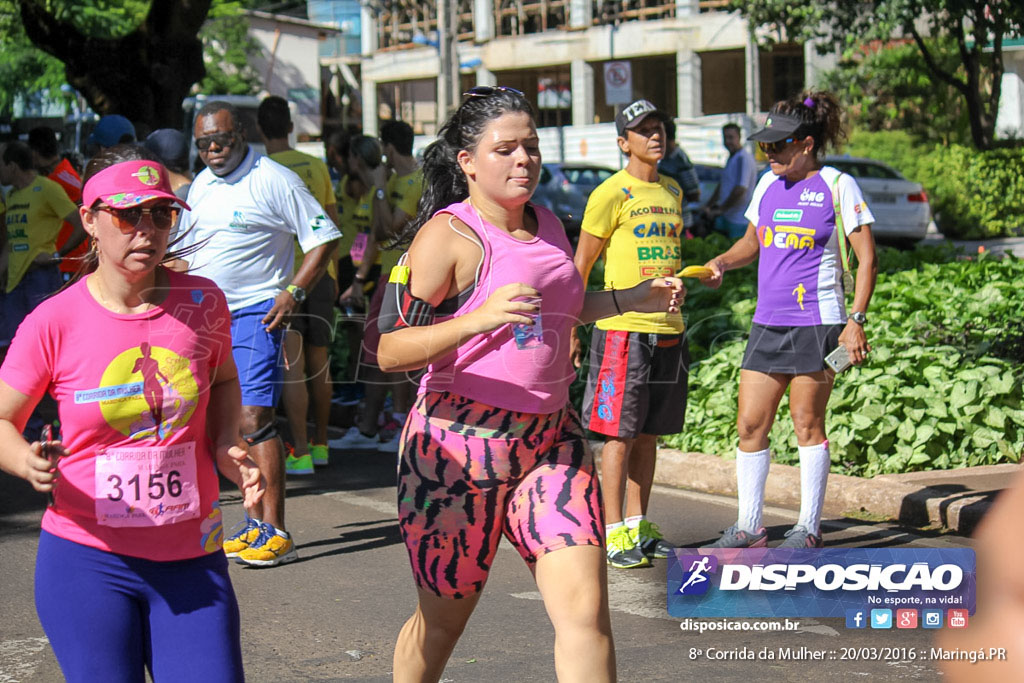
[{"x1": 652, "y1": 448, "x2": 1021, "y2": 537}]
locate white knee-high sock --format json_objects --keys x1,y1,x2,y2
[
  {"x1": 797, "y1": 441, "x2": 831, "y2": 534},
  {"x1": 735, "y1": 447, "x2": 771, "y2": 533}
]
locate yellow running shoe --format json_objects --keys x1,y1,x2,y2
[
  {"x1": 223, "y1": 517, "x2": 261, "y2": 558},
  {"x1": 235, "y1": 523, "x2": 298, "y2": 567}
]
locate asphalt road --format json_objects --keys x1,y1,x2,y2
[{"x1": 0, "y1": 445, "x2": 973, "y2": 682}]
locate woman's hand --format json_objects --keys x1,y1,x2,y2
[
  {"x1": 466, "y1": 282, "x2": 539, "y2": 335},
  {"x1": 216, "y1": 444, "x2": 265, "y2": 509},
  {"x1": 23, "y1": 440, "x2": 65, "y2": 493},
  {"x1": 703, "y1": 258, "x2": 726, "y2": 290},
  {"x1": 838, "y1": 321, "x2": 870, "y2": 365},
  {"x1": 625, "y1": 277, "x2": 686, "y2": 315}
]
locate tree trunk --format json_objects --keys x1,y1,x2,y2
[{"x1": 18, "y1": 0, "x2": 213, "y2": 131}]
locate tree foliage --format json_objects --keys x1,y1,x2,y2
[
  {"x1": 819, "y1": 38, "x2": 971, "y2": 146},
  {"x1": 733, "y1": 0, "x2": 1024, "y2": 150},
  {"x1": 0, "y1": 0, "x2": 261, "y2": 127}
]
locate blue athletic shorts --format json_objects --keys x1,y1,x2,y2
[
  {"x1": 0, "y1": 265, "x2": 62, "y2": 348},
  {"x1": 714, "y1": 215, "x2": 749, "y2": 240},
  {"x1": 35, "y1": 530, "x2": 243, "y2": 683},
  {"x1": 230, "y1": 298, "x2": 284, "y2": 407}
]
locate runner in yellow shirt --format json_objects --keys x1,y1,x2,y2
[
  {"x1": 258, "y1": 95, "x2": 341, "y2": 474},
  {"x1": 1, "y1": 141, "x2": 85, "y2": 360},
  {"x1": 572, "y1": 99, "x2": 689, "y2": 570}
]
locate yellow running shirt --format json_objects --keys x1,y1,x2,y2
[
  {"x1": 270, "y1": 150, "x2": 338, "y2": 280},
  {"x1": 4, "y1": 176, "x2": 77, "y2": 292},
  {"x1": 580, "y1": 169, "x2": 685, "y2": 334},
  {"x1": 379, "y1": 167, "x2": 423, "y2": 276},
  {"x1": 334, "y1": 176, "x2": 377, "y2": 265}
]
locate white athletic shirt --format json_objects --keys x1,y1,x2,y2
[
  {"x1": 743, "y1": 166, "x2": 874, "y2": 326},
  {"x1": 177, "y1": 148, "x2": 341, "y2": 311}
]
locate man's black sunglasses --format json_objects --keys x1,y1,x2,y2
[{"x1": 195, "y1": 132, "x2": 238, "y2": 151}]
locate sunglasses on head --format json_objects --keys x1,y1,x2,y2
[
  {"x1": 462, "y1": 85, "x2": 525, "y2": 99},
  {"x1": 195, "y1": 132, "x2": 237, "y2": 151},
  {"x1": 94, "y1": 204, "x2": 179, "y2": 232},
  {"x1": 758, "y1": 137, "x2": 802, "y2": 155}
]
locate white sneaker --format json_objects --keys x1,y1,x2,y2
[
  {"x1": 377, "y1": 432, "x2": 401, "y2": 454},
  {"x1": 328, "y1": 428, "x2": 380, "y2": 451}
]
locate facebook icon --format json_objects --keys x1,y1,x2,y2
[{"x1": 845, "y1": 609, "x2": 866, "y2": 629}]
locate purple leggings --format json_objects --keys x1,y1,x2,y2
[{"x1": 35, "y1": 530, "x2": 244, "y2": 683}]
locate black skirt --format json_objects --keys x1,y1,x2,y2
[{"x1": 741, "y1": 323, "x2": 844, "y2": 375}]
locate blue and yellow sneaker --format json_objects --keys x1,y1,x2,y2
[
  {"x1": 630, "y1": 520, "x2": 676, "y2": 559},
  {"x1": 223, "y1": 516, "x2": 261, "y2": 558},
  {"x1": 235, "y1": 523, "x2": 298, "y2": 567},
  {"x1": 606, "y1": 525, "x2": 651, "y2": 569}
]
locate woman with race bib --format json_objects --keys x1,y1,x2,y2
[
  {"x1": 702, "y1": 91, "x2": 877, "y2": 550},
  {"x1": 0, "y1": 146, "x2": 262, "y2": 682}
]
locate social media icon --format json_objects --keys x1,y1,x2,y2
[
  {"x1": 871, "y1": 609, "x2": 892, "y2": 629},
  {"x1": 922, "y1": 610, "x2": 943, "y2": 629},
  {"x1": 948, "y1": 609, "x2": 969, "y2": 629},
  {"x1": 845, "y1": 609, "x2": 866, "y2": 629},
  {"x1": 896, "y1": 609, "x2": 918, "y2": 629}
]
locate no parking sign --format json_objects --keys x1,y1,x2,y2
[{"x1": 603, "y1": 61, "x2": 632, "y2": 105}]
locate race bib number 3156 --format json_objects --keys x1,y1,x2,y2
[{"x1": 95, "y1": 442, "x2": 200, "y2": 527}]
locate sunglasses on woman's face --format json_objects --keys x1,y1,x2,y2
[
  {"x1": 195, "y1": 132, "x2": 237, "y2": 151},
  {"x1": 462, "y1": 86, "x2": 525, "y2": 99},
  {"x1": 758, "y1": 137, "x2": 800, "y2": 155},
  {"x1": 95, "y1": 204, "x2": 179, "y2": 232}
]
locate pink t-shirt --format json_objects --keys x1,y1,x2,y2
[
  {"x1": 0, "y1": 269, "x2": 233, "y2": 561},
  {"x1": 419, "y1": 201, "x2": 584, "y2": 414}
]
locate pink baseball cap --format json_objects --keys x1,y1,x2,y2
[{"x1": 82, "y1": 160, "x2": 190, "y2": 210}]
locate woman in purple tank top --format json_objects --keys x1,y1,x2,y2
[
  {"x1": 378, "y1": 87, "x2": 684, "y2": 681},
  {"x1": 700, "y1": 91, "x2": 878, "y2": 551}
]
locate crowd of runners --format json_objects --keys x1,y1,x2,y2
[{"x1": 0, "y1": 87, "x2": 877, "y2": 681}]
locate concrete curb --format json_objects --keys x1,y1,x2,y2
[{"x1": 652, "y1": 448, "x2": 1020, "y2": 536}]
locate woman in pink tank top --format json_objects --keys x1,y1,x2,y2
[{"x1": 378, "y1": 86, "x2": 684, "y2": 682}]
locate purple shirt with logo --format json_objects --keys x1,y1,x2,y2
[{"x1": 744, "y1": 167, "x2": 874, "y2": 326}]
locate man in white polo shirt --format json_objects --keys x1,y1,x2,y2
[{"x1": 176, "y1": 101, "x2": 341, "y2": 567}]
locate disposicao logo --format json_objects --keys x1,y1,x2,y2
[
  {"x1": 667, "y1": 548, "x2": 975, "y2": 618},
  {"x1": 677, "y1": 555, "x2": 718, "y2": 595}
]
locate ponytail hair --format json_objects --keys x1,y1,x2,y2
[
  {"x1": 770, "y1": 90, "x2": 846, "y2": 157},
  {"x1": 395, "y1": 87, "x2": 535, "y2": 248}
]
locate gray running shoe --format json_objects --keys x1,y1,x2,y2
[
  {"x1": 702, "y1": 525, "x2": 768, "y2": 548},
  {"x1": 778, "y1": 525, "x2": 823, "y2": 548},
  {"x1": 606, "y1": 525, "x2": 652, "y2": 568},
  {"x1": 631, "y1": 520, "x2": 675, "y2": 559}
]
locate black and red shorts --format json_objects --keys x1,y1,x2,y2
[{"x1": 582, "y1": 329, "x2": 689, "y2": 439}]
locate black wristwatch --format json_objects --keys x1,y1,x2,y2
[
  {"x1": 850, "y1": 311, "x2": 867, "y2": 325},
  {"x1": 286, "y1": 284, "x2": 307, "y2": 303}
]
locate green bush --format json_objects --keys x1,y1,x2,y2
[
  {"x1": 660, "y1": 243, "x2": 1024, "y2": 476},
  {"x1": 843, "y1": 130, "x2": 1024, "y2": 239}
]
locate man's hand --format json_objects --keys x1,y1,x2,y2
[
  {"x1": 837, "y1": 320, "x2": 870, "y2": 365},
  {"x1": 262, "y1": 289, "x2": 299, "y2": 331}
]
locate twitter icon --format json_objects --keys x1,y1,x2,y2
[{"x1": 870, "y1": 609, "x2": 893, "y2": 629}]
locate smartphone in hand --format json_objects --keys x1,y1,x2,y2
[{"x1": 824, "y1": 344, "x2": 853, "y2": 373}]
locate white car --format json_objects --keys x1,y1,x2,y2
[{"x1": 824, "y1": 156, "x2": 932, "y2": 243}]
